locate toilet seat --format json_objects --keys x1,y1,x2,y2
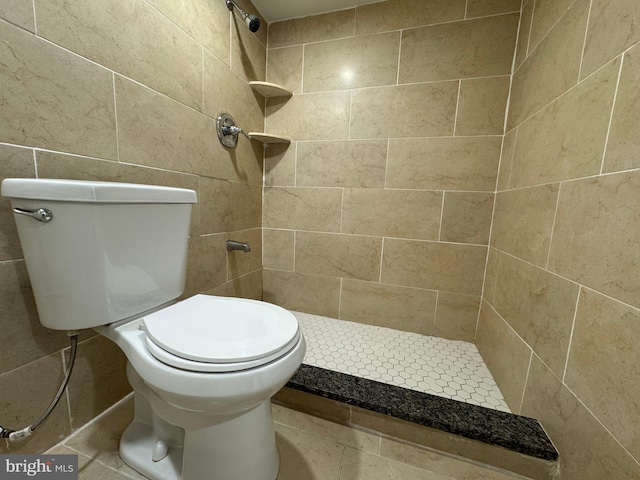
[{"x1": 141, "y1": 295, "x2": 300, "y2": 373}]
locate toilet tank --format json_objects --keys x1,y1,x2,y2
[{"x1": 1, "y1": 179, "x2": 197, "y2": 331}]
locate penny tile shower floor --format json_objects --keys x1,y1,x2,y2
[{"x1": 294, "y1": 312, "x2": 511, "y2": 413}]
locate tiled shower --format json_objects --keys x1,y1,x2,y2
[{"x1": 1, "y1": 0, "x2": 639, "y2": 478}]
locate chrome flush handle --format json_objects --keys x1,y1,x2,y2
[{"x1": 13, "y1": 207, "x2": 53, "y2": 223}]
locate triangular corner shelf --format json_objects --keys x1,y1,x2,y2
[
  {"x1": 249, "y1": 81, "x2": 293, "y2": 98},
  {"x1": 248, "y1": 132, "x2": 291, "y2": 145}
]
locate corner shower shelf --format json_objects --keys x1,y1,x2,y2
[
  {"x1": 248, "y1": 132, "x2": 291, "y2": 145},
  {"x1": 247, "y1": 82, "x2": 292, "y2": 147},
  {"x1": 249, "y1": 81, "x2": 293, "y2": 98}
]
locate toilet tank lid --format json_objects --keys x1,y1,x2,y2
[{"x1": 1, "y1": 178, "x2": 197, "y2": 204}]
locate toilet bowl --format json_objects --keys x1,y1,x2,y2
[
  {"x1": 98, "y1": 295, "x2": 306, "y2": 480},
  {"x1": 0, "y1": 178, "x2": 305, "y2": 480}
]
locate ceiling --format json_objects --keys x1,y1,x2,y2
[{"x1": 252, "y1": 0, "x2": 380, "y2": 23}]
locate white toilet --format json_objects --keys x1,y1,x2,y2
[{"x1": 1, "y1": 178, "x2": 305, "y2": 480}]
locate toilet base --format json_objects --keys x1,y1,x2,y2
[
  {"x1": 121, "y1": 391, "x2": 279, "y2": 480},
  {"x1": 120, "y1": 420, "x2": 184, "y2": 480}
]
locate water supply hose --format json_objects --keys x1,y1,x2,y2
[{"x1": 1, "y1": 331, "x2": 79, "y2": 442}]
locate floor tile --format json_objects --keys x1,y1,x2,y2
[
  {"x1": 296, "y1": 312, "x2": 510, "y2": 412},
  {"x1": 275, "y1": 423, "x2": 345, "y2": 480},
  {"x1": 338, "y1": 447, "x2": 453, "y2": 480}
]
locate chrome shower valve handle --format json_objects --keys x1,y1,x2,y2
[{"x1": 216, "y1": 112, "x2": 251, "y2": 148}]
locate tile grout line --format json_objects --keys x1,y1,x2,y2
[
  {"x1": 452, "y1": 80, "x2": 462, "y2": 136},
  {"x1": 561, "y1": 286, "x2": 581, "y2": 383},
  {"x1": 577, "y1": 0, "x2": 594, "y2": 81},
  {"x1": 599, "y1": 53, "x2": 625, "y2": 175},
  {"x1": 517, "y1": 350, "x2": 533, "y2": 415},
  {"x1": 112, "y1": 72, "x2": 121, "y2": 162},
  {"x1": 544, "y1": 182, "x2": 561, "y2": 270}
]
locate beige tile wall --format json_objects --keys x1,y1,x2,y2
[
  {"x1": 0, "y1": 0, "x2": 266, "y2": 453},
  {"x1": 478, "y1": 0, "x2": 640, "y2": 477},
  {"x1": 4, "y1": 1, "x2": 639, "y2": 477},
  {"x1": 263, "y1": 0, "x2": 519, "y2": 342}
]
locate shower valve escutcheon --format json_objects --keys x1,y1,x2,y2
[{"x1": 216, "y1": 113, "x2": 250, "y2": 148}]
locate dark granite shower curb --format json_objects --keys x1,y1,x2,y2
[{"x1": 286, "y1": 364, "x2": 558, "y2": 462}]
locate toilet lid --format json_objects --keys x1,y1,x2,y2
[{"x1": 142, "y1": 295, "x2": 299, "y2": 365}]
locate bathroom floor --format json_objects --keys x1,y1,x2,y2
[
  {"x1": 48, "y1": 395, "x2": 522, "y2": 480},
  {"x1": 294, "y1": 312, "x2": 510, "y2": 413}
]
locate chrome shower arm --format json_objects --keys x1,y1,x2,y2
[{"x1": 226, "y1": 0, "x2": 261, "y2": 32}]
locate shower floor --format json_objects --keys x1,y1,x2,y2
[{"x1": 293, "y1": 312, "x2": 510, "y2": 413}]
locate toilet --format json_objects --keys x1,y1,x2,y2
[{"x1": 1, "y1": 178, "x2": 305, "y2": 480}]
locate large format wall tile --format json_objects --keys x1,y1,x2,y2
[
  {"x1": 399, "y1": 14, "x2": 518, "y2": 83},
  {"x1": 231, "y1": 20, "x2": 266, "y2": 82},
  {"x1": 514, "y1": 0, "x2": 533, "y2": 70},
  {"x1": 227, "y1": 228, "x2": 262, "y2": 280},
  {"x1": 466, "y1": 0, "x2": 520, "y2": 18},
  {"x1": 492, "y1": 252, "x2": 579, "y2": 376},
  {"x1": 0, "y1": 261, "x2": 69, "y2": 374},
  {"x1": 268, "y1": 10, "x2": 354, "y2": 49},
  {"x1": 146, "y1": 0, "x2": 230, "y2": 66},
  {"x1": 581, "y1": 0, "x2": 640, "y2": 79},
  {"x1": 521, "y1": 355, "x2": 640, "y2": 479},
  {"x1": 508, "y1": 0, "x2": 589, "y2": 129},
  {"x1": 603, "y1": 42, "x2": 640, "y2": 173},
  {"x1": 204, "y1": 51, "x2": 264, "y2": 134},
  {"x1": 263, "y1": 229, "x2": 294, "y2": 271},
  {"x1": 296, "y1": 140, "x2": 387, "y2": 188},
  {"x1": 528, "y1": 0, "x2": 576, "y2": 52},
  {"x1": 67, "y1": 335, "x2": 131, "y2": 428},
  {"x1": 267, "y1": 46, "x2": 303, "y2": 94},
  {"x1": 207, "y1": 269, "x2": 263, "y2": 300},
  {"x1": 0, "y1": 353, "x2": 71, "y2": 454},
  {"x1": 510, "y1": 58, "x2": 619, "y2": 187},
  {"x1": 184, "y1": 233, "x2": 227, "y2": 296},
  {"x1": 381, "y1": 239, "x2": 486, "y2": 295},
  {"x1": 342, "y1": 189, "x2": 442, "y2": 241},
  {"x1": 36, "y1": 0, "x2": 202, "y2": 109},
  {"x1": 263, "y1": 187, "x2": 342, "y2": 232},
  {"x1": 263, "y1": 270, "x2": 340, "y2": 318},
  {"x1": 266, "y1": 91, "x2": 351, "y2": 141},
  {"x1": 350, "y1": 82, "x2": 458, "y2": 139},
  {"x1": 386, "y1": 137, "x2": 500, "y2": 191},
  {"x1": 267, "y1": 45, "x2": 304, "y2": 94},
  {"x1": 264, "y1": 144, "x2": 295, "y2": 187},
  {"x1": 295, "y1": 232, "x2": 382, "y2": 281},
  {"x1": 340, "y1": 280, "x2": 437, "y2": 335},
  {"x1": 303, "y1": 32, "x2": 400, "y2": 92},
  {"x1": 0, "y1": 0, "x2": 34, "y2": 31},
  {"x1": 440, "y1": 192, "x2": 494, "y2": 245},
  {"x1": 456, "y1": 76, "x2": 510, "y2": 136},
  {"x1": 115, "y1": 76, "x2": 217, "y2": 178},
  {"x1": 199, "y1": 177, "x2": 261, "y2": 234},
  {"x1": 565, "y1": 288, "x2": 640, "y2": 459},
  {"x1": 475, "y1": 303, "x2": 531, "y2": 411},
  {"x1": 0, "y1": 21, "x2": 117, "y2": 158},
  {"x1": 548, "y1": 171, "x2": 640, "y2": 307},
  {"x1": 491, "y1": 184, "x2": 559, "y2": 267},
  {"x1": 433, "y1": 292, "x2": 480, "y2": 342},
  {"x1": 496, "y1": 129, "x2": 516, "y2": 191},
  {"x1": 0, "y1": 145, "x2": 34, "y2": 261},
  {"x1": 355, "y1": 0, "x2": 465, "y2": 36}
]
